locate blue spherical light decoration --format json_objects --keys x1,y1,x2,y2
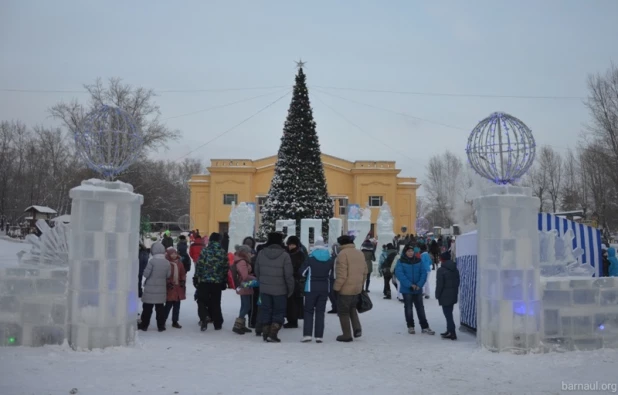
[
  {"x1": 75, "y1": 105, "x2": 143, "y2": 179},
  {"x1": 465, "y1": 112, "x2": 536, "y2": 185}
]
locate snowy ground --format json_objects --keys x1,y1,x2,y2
[{"x1": 1, "y1": 243, "x2": 617, "y2": 395}]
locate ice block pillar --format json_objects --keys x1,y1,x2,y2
[
  {"x1": 275, "y1": 219, "x2": 296, "y2": 237},
  {"x1": 228, "y1": 202, "x2": 255, "y2": 253},
  {"x1": 328, "y1": 218, "x2": 343, "y2": 247},
  {"x1": 375, "y1": 202, "x2": 395, "y2": 271},
  {"x1": 68, "y1": 179, "x2": 143, "y2": 350},
  {"x1": 300, "y1": 219, "x2": 323, "y2": 249},
  {"x1": 475, "y1": 185, "x2": 542, "y2": 353}
]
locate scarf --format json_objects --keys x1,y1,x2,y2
[{"x1": 170, "y1": 261, "x2": 180, "y2": 285}]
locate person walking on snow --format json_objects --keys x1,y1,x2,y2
[
  {"x1": 164, "y1": 247, "x2": 187, "y2": 329},
  {"x1": 435, "y1": 251, "x2": 460, "y2": 340},
  {"x1": 284, "y1": 236, "x2": 305, "y2": 329},
  {"x1": 255, "y1": 232, "x2": 294, "y2": 343},
  {"x1": 420, "y1": 244, "x2": 433, "y2": 299},
  {"x1": 333, "y1": 235, "x2": 367, "y2": 342},
  {"x1": 194, "y1": 232, "x2": 228, "y2": 331},
  {"x1": 299, "y1": 238, "x2": 334, "y2": 343},
  {"x1": 361, "y1": 237, "x2": 375, "y2": 292},
  {"x1": 379, "y1": 243, "x2": 398, "y2": 299},
  {"x1": 231, "y1": 245, "x2": 255, "y2": 335},
  {"x1": 394, "y1": 245, "x2": 435, "y2": 335},
  {"x1": 176, "y1": 235, "x2": 191, "y2": 274},
  {"x1": 162, "y1": 230, "x2": 174, "y2": 249},
  {"x1": 139, "y1": 242, "x2": 171, "y2": 332}
]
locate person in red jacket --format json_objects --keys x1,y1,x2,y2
[{"x1": 189, "y1": 237, "x2": 204, "y2": 263}]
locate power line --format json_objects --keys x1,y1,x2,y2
[
  {"x1": 173, "y1": 91, "x2": 291, "y2": 162},
  {"x1": 312, "y1": 85, "x2": 586, "y2": 100},
  {"x1": 162, "y1": 89, "x2": 288, "y2": 121},
  {"x1": 313, "y1": 88, "x2": 468, "y2": 131},
  {"x1": 0, "y1": 86, "x2": 289, "y2": 94},
  {"x1": 312, "y1": 92, "x2": 426, "y2": 168}
]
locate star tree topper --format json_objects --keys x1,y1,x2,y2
[{"x1": 295, "y1": 59, "x2": 306, "y2": 69}]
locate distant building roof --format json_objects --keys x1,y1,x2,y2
[{"x1": 24, "y1": 205, "x2": 57, "y2": 215}]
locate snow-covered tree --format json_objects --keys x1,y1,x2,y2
[{"x1": 258, "y1": 66, "x2": 333, "y2": 239}]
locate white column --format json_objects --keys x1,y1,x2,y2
[
  {"x1": 228, "y1": 202, "x2": 255, "y2": 253},
  {"x1": 68, "y1": 179, "x2": 143, "y2": 350},
  {"x1": 348, "y1": 219, "x2": 371, "y2": 250},
  {"x1": 275, "y1": 219, "x2": 296, "y2": 237},
  {"x1": 328, "y1": 218, "x2": 342, "y2": 246},
  {"x1": 300, "y1": 219, "x2": 323, "y2": 249},
  {"x1": 475, "y1": 185, "x2": 541, "y2": 353}
]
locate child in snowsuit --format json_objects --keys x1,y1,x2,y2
[{"x1": 165, "y1": 247, "x2": 187, "y2": 328}]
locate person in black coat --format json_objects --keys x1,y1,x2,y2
[
  {"x1": 177, "y1": 235, "x2": 191, "y2": 273},
  {"x1": 284, "y1": 236, "x2": 305, "y2": 328},
  {"x1": 429, "y1": 239, "x2": 440, "y2": 269},
  {"x1": 435, "y1": 251, "x2": 460, "y2": 340},
  {"x1": 138, "y1": 243, "x2": 150, "y2": 298}
]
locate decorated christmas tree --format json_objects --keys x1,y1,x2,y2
[{"x1": 258, "y1": 62, "x2": 333, "y2": 239}]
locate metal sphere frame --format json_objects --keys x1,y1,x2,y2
[
  {"x1": 75, "y1": 105, "x2": 143, "y2": 179},
  {"x1": 465, "y1": 112, "x2": 536, "y2": 185},
  {"x1": 415, "y1": 217, "x2": 430, "y2": 234},
  {"x1": 177, "y1": 214, "x2": 193, "y2": 232}
]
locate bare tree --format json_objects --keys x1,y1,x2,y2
[
  {"x1": 540, "y1": 146, "x2": 563, "y2": 212},
  {"x1": 561, "y1": 149, "x2": 580, "y2": 211},
  {"x1": 524, "y1": 159, "x2": 549, "y2": 212},
  {"x1": 424, "y1": 151, "x2": 462, "y2": 227},
  {"x1": 50, "y1": 77, "x2": 180, "y2": 153}
]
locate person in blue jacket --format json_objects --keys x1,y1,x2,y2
[
  {"x1": 299, "y1": 238, "x2": 334, "y2": 343},
  {"x1": 394, "y1": 245, "x2": 435, "y2": 335},
  {"x1": 608, "y1": 247, "x2": 618, "y2": 277}
]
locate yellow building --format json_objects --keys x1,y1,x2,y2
[{"x1": 189, "y1": 153, "x2": 420, "y2": 237}]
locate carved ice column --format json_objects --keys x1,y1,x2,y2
[
  {"x1": 300, "y1": 219, "x2": 323, "y2": 249},
  {"x1": 228, "y1": 202, "x2": 255, "y2": 253},
  {"x1": 475, "y1": 185, "x2": 541, "y2": 353},
  {"x1": 68, "y1": 179, "x2": 143, "y2": 350},
  {"x1": 328, "y1": 218, "x2": 343, "y2": 247},
  {"x1": 375, "y1": 202, "x2": 395, "y2": 271},
  {"x1": 275, "y1": 219, "x2": 297, "y2": 237}
]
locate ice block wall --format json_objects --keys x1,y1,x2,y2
[
  {"x1": 328, "y1": 218, "x2": 342, "y2": 247},
  {"x1": 541, "y1": 277, "x2": 618, "y2": 351},
  {"x1": 475, "y1": 185, "x2": 542, "y2": 353},
  {"x1": 300, "y1": 219, "x2": 323, "y2": 249},
  {"x1": 275, "y1": 219, "x2": 296, "y2": 237},
  {"x1": 68, "y1": 179, "x2": 143, "y2": 350},
  {"x1": 0, "y1": 266, "x2": 69, "y2": 346},
  {"x1": 228, "y1": 202, "x2": 255, "y2": 253}
]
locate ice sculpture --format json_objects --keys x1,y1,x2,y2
[
  {"x1": 375, "y1": 202, "x2": 395, "y2": 271},
  {"x1": 0, "y1": 223, "x2": 70, "y2": 347},
  {"x1": 275, "y1": 219, "x2": 296, "y2": 237},
  {"x1": 475, "y1": 185, "x2": 542, "y2": 353},
  {"x1": 228, "y1": 202, "x2": 255, "y2": 253},
  {"x1": 348, "y1": 218, "x2": 371, "y2": 250},
  {"x1": 67, "y1": 179, "x2": 143, "y2": 350},
  {"x1": 539, "y1": 229, "x2": 594, "y2": 277},
  {"x1": 328, "y1": 218, "x2": 343, "y2": 247},
  {"x1": 18, "y1": 220, "x2": 70, "y2": 266},
  {"x1": 301, "y1": 219, "x2": 323, "y2": 249},
  {"x1": 361, "y1": 204, "x2": 372, "y2": 221}
]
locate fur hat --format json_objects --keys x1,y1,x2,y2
[
  {"x1": 209, "y1": 232, "x2": 221, "y2": 243},
  {"x1": 312, "y1": 237, "x2": 328, "y2": 250},
  {"x1": 235, "y1": 244, "x2": 252, "y2": 255},
  {"x1": 337, "y1": 235, "x2": 354, "y2": 246},
  {"x1": 386, "y1": 243, "x2": 394, "y2": 250},
  {"x1": 286, "y1": 235, "x2": 301, "y2": 246},
  {"x1": 267, "y1": 232, "x2": 284, "y2": 246},
  {"x1": 440, "y1": 251, "x2": 452, "y2": 261}
]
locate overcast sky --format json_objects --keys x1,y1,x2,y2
[{"x1": 1, "y1": 0, "x2": 617, "y2": 191}]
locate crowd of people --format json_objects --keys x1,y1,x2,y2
[{"x1": 136, "y1": 228, "x2": 462, "y2": 342}]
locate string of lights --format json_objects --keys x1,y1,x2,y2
[
  {"x1": 172, "y1": 91, "x2": 291, "y2": 162},
  {"x1": 0, "y1": 85, "x2": 585, "y2": 100}
]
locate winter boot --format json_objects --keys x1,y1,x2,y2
[
  {"x1": 267, "y1": 323, "x2": 282, "y2": 343},
  {"x1": 232, "y1": 318, "x2": 246, "y2": 335},
  {"x1": 336, "y1": 316, "x2": 353, "y2": 342},
  {"x1": 262, "y1": 324, "x2": 271, "y2": 342},
  {"x1": 422, "y1": 328, "x2": 435, "y2": 335},
  {"x1": 241, "y1": 318, "x2": 252, "y2": 333},
  {"x1": 172, "y1": 322, "x2": 182, "y2": 329}
]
